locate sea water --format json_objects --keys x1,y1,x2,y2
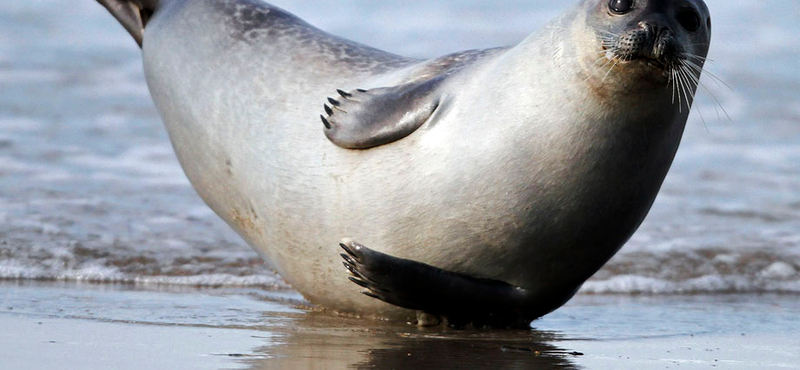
[{"x1": 1, "y1": 0, "x2": 798, "y2": 295}]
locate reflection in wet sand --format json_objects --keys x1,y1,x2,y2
[
  {"x1": 243, "y1": 311, "x2": 581, "y2": 370},
  {"x1": 4, "y1": 283, "x2": 798, "y2": 369}
]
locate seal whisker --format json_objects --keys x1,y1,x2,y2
[
  {"x1": 673, "y1": 68, "x2": 683, "y2": 110},
  {"x1": 681, "y1": 59, "x2": 703, "y2": 72},
  {"x1": 678, "y1": 62, "x2": 700, "y2": 93},
  {"x1": 583, "y1": 56, "x2": 613, "y2": 84},
  {"x1": 674, "y1": 70, "x2": 683, "y2": 109},
  {"x1": 667, "y1": 68, "x2": 673, "y2": 102},
  {"x1": 682, "y1": 53, "x2": 717, "y2": 71},
  {"x1": 681, "y1": 61, "x2": 733, "y2": 121},
  {"x1": 674, "y1": 68, "x2": 684, "y2": 108},
  {"x1": 697, "y1": 83, "x2": 731, "y2": 121},
  {"x1": 677, "y1": 66, "x2": 693, "y2": 113},
  {"x1": 671, "y1": 66, "x2": 685, "y2": 113},
  {"x1": 680, "y1": 65, "x2": 699, "y2": 99},
  {"x1": 590, "y1": 54, "x2": 611, "y2": 68},
  {"x1": 680, "y1": 60, "x2": 731, "y2": 121},
  {"x1": 677, "y1": 62, "x2": 709, "y2": 130},
  {"x1": 685, "y1": 68, "x2": 710, "y2": 130},
  {"x1": 669, "y1": 68, "x2": 678, "y2": 105},
  {"x1": 681, "y1": 57, "x2": 731, "y2": 91},
  {"x1": 601, "y1": 58, "x2": 620, "y2": 83},
  {"x1": 683, "y1": 53, "x2": 709, "y2": 60},
  {"x1": 681, "y1": 53, "x2": 712, "y2": 67},
  {"x1": 680, "y1": 67, "x2": 697, "y2": 115},
  {"x1": 673, "y1": 69, "x2": 681, "y2": 112},
  {"x1": 599, "y1": 36, "x2": 617, "y2": 49}
]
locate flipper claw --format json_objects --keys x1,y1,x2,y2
[
  {"x1": 348, "y1": 276, "x2": 370, "y2": 289},
  {"x1": 339, "y1": 242, "x2": 362, "y2": 263},
  {"x1": 340, "y1": 253, "x2": 356, "y2": 266},
  {"x1": 362, "y1": 291, "x2": 381, "y2": 300},
  {"x1": 337, "y1": 89, "x2": 352, "y2": 98},
  {"x1": 320, "y1": 115, "x2": 331, "y2": 129}
]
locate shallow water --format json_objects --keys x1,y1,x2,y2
[{"x1": 1, "y1": 1, "x2": 799, "y2": 296}]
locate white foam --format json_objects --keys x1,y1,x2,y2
[
  {"x1": 582, "y1": 272, "x2": 800, "y2": 294},
  {"x1": 760, "y1": 262, "x2": 797, "y2": 280},
  {"x1": 0, "y1": 261, "x2": 288, "y2": 290}
]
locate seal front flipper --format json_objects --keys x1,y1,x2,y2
[
  {"x1": 339, "y1": 239, "x2": 539, "y2": 328},
  {"x1": 322, "y1": 77, "x2": 444, "y2": 149}
]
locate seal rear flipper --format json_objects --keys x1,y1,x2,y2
[
  {"x1": 321, "y1": 77, "x2": 444, "y2": 149},
  {"x1": 339, "y1": 239, "x2": 539, "y2": 328},
  {"x1": 96, "y1": 0, "x2": 160, "y2": 47}
]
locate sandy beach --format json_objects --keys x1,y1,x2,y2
[{"x1": 2, "y1": 282, "x2": 798, "y2": 369}]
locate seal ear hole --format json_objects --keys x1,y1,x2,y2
[
  {"x1": 608, "y1": 0, "x2": 633, "y2": 15},
  {"x1": 677, "y1": 8, "x2": 701, "y2": 32},
  {"x1": 706, "y1": 17, "x2": 711, "y2": 30}
]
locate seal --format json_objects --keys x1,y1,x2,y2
[{"x1": 95, "y1": 0, "x2": 711, "y2": 326}]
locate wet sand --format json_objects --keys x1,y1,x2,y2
[{"x1": 2, "y1": 282, "x2": 798, "y2": 369}]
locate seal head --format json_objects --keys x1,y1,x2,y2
[{"x1": 581, "y1": 0, "x2": 711, "y2": 104}]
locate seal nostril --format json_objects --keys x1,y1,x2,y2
[{"x1": 677, "y1": 8, "x2": 700, "y2": 32}]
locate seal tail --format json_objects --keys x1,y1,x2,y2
[
  {"x1": 339, "y1": 239, "x2": 550, "y2": 328},
  {"x1": 96, "y1": 0, "x2": 160, "y2": 47}
]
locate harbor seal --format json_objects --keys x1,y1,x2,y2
[{"x1": 95, "y1": 0, "x2": 711, "y2": 326}]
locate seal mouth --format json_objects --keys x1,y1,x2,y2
[{"x1": 600, "y1": 43, "x2": 669, "y2": 70}]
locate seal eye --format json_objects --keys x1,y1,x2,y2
[
  {"x1": 608, "y1": 0, "x2": 633, "y2": 15},
  {"x1": 677, "y1": 8, "x2": 701, "y2": 32}
]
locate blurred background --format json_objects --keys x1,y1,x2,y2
[{"x1": 1, "y1": 0, "x2": 798, "y2": 295}]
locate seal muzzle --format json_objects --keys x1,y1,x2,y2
[{"x1": 608, "y1": 22, "x2": 683, "y2": 68}]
